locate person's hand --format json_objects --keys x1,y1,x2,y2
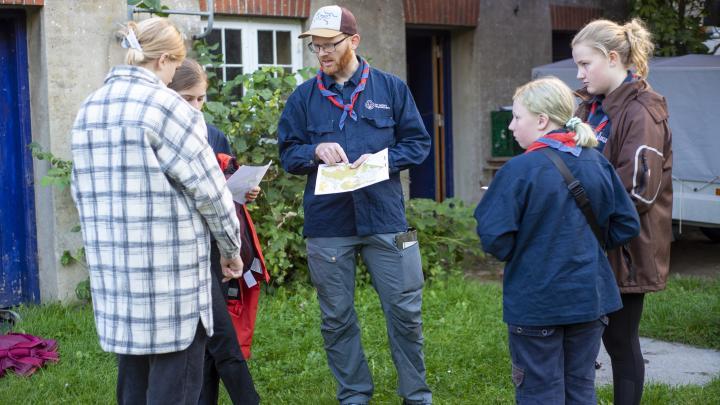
[
  {"x1": 220, "y1": 256, "x2": 244, "y2": 283},
  {"x1": 315, "y1": 143, "x2": 348, "y2": 165},
  {"x1": 245, "y1": 186, "x2": 261, "y2": 203},
  {"x1": 350, "y1": 154, "x2": 372, "y2": 169}
]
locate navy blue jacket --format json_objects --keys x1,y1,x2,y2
[
  {"x1": 207, "y1": 123, "x2": 232, "y2": 155},
  {"x1": 278, "y1": 57, "x2": 430, "y2": 237},
  {"x1": 475, "y1": 145, "x2": 640, "y2": 326}
]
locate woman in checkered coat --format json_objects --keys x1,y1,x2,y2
[{"x1": 70, "y1": 18, "x2": 244, "y2": 404}]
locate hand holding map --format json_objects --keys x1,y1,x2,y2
[{"x1": 314, "y1": 148, "x2": 389, "y2": 195}]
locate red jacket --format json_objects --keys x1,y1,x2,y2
[{"x1": 217, "y1": 153, "x2": 270, "y2": 359}]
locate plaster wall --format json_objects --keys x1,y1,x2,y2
[
  {"x1": 28, "y1": 0, "x2": 127, "y2": 302},
  {"x1": 450, "y1": 0, "x2": 552, "y2": 204}
]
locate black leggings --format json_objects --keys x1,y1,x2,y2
[
  {"x1": 198, "y1": 243, "x2": 260, "y2": 405},
  {"x1": 603, "y1": 293, "x2": 646, "y2": 405}
]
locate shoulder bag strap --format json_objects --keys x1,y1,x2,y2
[{"x1": 539, "y1": 148, "x2": 605, "y2": 248}]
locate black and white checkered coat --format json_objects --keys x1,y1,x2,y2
[{"x1": 70, "y1": 66, "x2": 241, "y2": 355}]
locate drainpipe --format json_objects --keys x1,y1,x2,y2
[{"x1": 127, "y1": 0, "x2": 215, "y2": 40}]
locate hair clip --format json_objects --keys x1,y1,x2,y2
[{"x1": 121, "y1": 28, "x2": 143, "y2": 52}]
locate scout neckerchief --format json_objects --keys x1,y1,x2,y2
[
  {"x1": 525, "y1": 129, "x2": 581, "y2": 157},
  {"x1": 587, "y1": 98, "x2": 610, "y2": 150},
  {"x1": 587, "y1": 71, "x2": 637, "y2": 152},
  {"x1": 316, "y1": 58, "x2": 370, "y2": 130}
]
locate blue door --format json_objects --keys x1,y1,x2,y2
[
  {"x1": 0, "y1": 11, "x2": 40, "y2": 306},
  {"x1": 406, "y1": 30, "x2": 454, "y2": 201}
]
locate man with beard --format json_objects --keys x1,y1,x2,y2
[{"x1": 278, "y1": 5, "x2": 432, "y2": 405}]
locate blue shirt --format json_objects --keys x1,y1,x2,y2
[
  {"x1": 278, "y1": 57, "x2": 431, "y2": 237},
  {"x1": 474, "y1": 143, "x2": 640, "y2": 326}
]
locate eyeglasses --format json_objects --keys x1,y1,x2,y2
[{"x1": 307, "y1": 36, "x2": 350, "y2": 54}]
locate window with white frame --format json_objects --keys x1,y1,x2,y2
[{"x1": 205, "y1": 18, "x2": 303, "y2": 96}]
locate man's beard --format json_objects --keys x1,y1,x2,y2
[{"x1": 323, "y1": 46, "x2": 354, "y2": 76}]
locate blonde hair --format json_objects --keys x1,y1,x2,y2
[
  {"x1": 513, "y1": 77, "x2": 598, "y2": 148},
  {"x1": 572, "y1": 18, "x2": 654, "y2": 78},
  {"x1": 167, "y1": 58, "x2": 208, "y2": 92},
  {"x1": 119, "y1": 17, "x2": 186, "y2": 65}
]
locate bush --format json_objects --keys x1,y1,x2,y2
[
  {"x1": 406, "y1": 198, "x2": 484, "y2": 280},
  {"x1": 195, "y1": 41, "x2": 315, "y2": 285}
]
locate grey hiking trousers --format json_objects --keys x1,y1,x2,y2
[{"x1": 306, "y1": 232, "x2": 432, "y2": 405}]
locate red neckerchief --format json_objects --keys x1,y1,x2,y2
[{"x1": 525, "y1": 132, "x2": 577, "y2": 153}]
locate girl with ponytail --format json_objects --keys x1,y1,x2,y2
[
  {"x1": 573, "y1": 18, "x2": 673, "y2": 405},
  {"x1": 474, "y1": 76, "x2": 640, "y2": 404}
]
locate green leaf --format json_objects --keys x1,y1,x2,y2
[
  {"x1": 60, "y1": 250, "x2": 74, "y2": 266},
  {"x1": 283, "y1": 75, "x2": 297, "y2": 86},
  {"x1": 252, "y1": 71, "x2": 267, "y2": 83},
  {"x1": 154, "y1": 5, "x2": 170, "y2": 17},
  {"x1": 259, "y1": 89, "x2": 273, "y2": 100}
]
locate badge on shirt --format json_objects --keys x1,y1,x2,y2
[
  {"x1": 243, "y1": 270, "x2": 258, "y2": 288},
  {"x1": 365, "y1": 100, "x2": 390, "y2": 110},
  {"x1": 250, "y1": 257, "x2": 263, "y2": 274}
]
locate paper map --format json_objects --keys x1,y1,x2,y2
[{"x1": 315, "y1": 148, "x2": 389, "y2": 195}]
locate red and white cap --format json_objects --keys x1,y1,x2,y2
[{"x1": 298, "y1": 5, "x2": 358, "y2": 38}]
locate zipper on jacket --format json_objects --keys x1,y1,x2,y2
[
  {"x1": 637, "y1": 151, "x2": 649, "y2": 195},
  {"x1": 621, "y1": 245, "x2": 636, "y2": 283}
]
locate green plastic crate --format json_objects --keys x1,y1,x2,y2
[{"x1": 491, "y1": 110, "x2": 523, "y2": 157}]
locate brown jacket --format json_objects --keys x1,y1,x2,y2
[{"x1": 576, "y1": 80, "x2": 673, "y2": 293}]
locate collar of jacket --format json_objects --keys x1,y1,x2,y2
[
  {"x1": 575, "y1": 80, "x2": 668, "y2": 124},
  {"x1": 104, "y1": 65, "x2": 163, "y2": 86}
]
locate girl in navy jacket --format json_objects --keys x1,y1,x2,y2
[
  {"x1": 475, "y1": 77, "x2": 640, "y2": 404},
  {"x1": 169, "y1": 59, "x2": 261, "y2": 405}
]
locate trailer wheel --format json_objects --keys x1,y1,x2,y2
[{"x1": 700, "y1": 227, "x2": 720, "y2": 243}]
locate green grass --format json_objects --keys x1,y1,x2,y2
[
  {"x1": 1, "y1": 276, "x2": 719, "y2": 404},
  {"x1": 640, "y1": 274, "x2": 720, "y2": 350}
]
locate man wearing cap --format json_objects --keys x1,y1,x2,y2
[{"x1": 278, "y1": 5, "x2": 432, "y2": 405}]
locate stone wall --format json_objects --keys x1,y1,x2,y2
[{"x1": 27, "y1": 1, "x2": 127, "y2": 302}]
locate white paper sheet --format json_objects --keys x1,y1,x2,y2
[{"x1": 225, "y1": 161, "x2": 272, "y2": 204}]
